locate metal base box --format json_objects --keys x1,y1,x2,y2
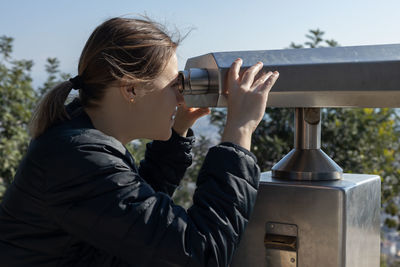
[{"x1": 231, "y1": 172, "x2": 380, "y2": 267}]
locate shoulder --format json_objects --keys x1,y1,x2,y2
[
  {"x1": 29, "y1": 115, "x2": 134, "y2": 177},
  {"x1": 28, "y1": 124, "x2": 136, "y2": 197},
  {"x1": 33, "y1": 97, "x2": 129, "y2": 161}
]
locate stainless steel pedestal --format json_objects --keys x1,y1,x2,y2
[{"x1": 231, "y1": 172, "x2": 381, "y2": 267}]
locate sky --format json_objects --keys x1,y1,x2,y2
[{"x1": 0, "y1": 0, "x2": 400, "y2": 88}]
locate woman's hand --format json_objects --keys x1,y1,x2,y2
[
  {"x1": 172, "y1": 104, "x2": 210, "y2": 137},
  {"x1": 221, "y1": 58, "x2": 279, "y2": 150}
]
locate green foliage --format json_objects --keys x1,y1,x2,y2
[
  {"x1": 0, "y1": 36, "x2": 69, "y2": 200},
  {"x1": 126, "y1": 139, "x2": 151, "y2": 163},
  {"x1": 211, "y1": 29, "x2": 400, "y2": 230},
  {"x1": 322, "y1": 108, "x2": 400, "y2": 226},
  {"x1": 0, "y1": 36, "x2": 35, "y2": 198},
  {"x1": 38, "y1": 57, "x2": 70, "y2": 96},
  {"x1": 0, "y1": 36, "x2": 13, "y2": 58},
  {"x1": 289, "y1": 28, "x2": 339, "y2": 48},
  {"x1": 381, "y1": 254, "x2": 388, "y2": 267},
  {"x1": 322, "y1": 108, "x2": 399, "y2": 176},
  {"x1": 251, "y1": 108, "x2": 294, "y2": 169}
]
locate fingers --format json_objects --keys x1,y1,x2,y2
[
  {"x1": 226, "y1": 58, "x2": 279, "y2": 95},
  {"x1": 241, "y1": 61, "x2": 263, "y2": 87},
  {"x1": 179, "y1": 107, "x2": 210, "y2": 123},
  {"x1": 258, "y1": 71, "x2": 279, "y2": 93},
  {"x1": 252, "y1": 71, "x2": 273, "y2": 89},
  {"x1": 191, "y1": 107, "x2": 210, "y2": 118},
  {"x1": 228, "y1": 58, "x2": 243, "y2": 82},
  {"x1": 173, "y1": 107, "x2": 210, "y2": 136}
]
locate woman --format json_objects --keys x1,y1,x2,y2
[{"x1": 0, "y1": 17, "x2": 279, "y2": 266}]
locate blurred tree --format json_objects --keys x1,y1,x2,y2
[
  {"x1": 38, "y1": 57, "x2": 70, "y2": 96},
  {"x1": 126, "y1": 139, "x2": 150, "y2": 164},
  {"x1": 0, "y1": 36, "x2": 69, "y2": 200},
  {"x1": 322, "y1": 108, "x2": 400, "y2": 230},
  {"x1": 381, "y1": 255, "x2": 388, "y2": 267},
  {"x1": 0, "y1": 36, "x2": 35, "y2": 199},
  {"x1": 289, "y1": 28, "x2": 339, "y2": 48},
  {"x1": 210, "y1": 29, "x2": 400, "y2": 230}
]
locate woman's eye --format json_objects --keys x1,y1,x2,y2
[
  {"x1": 171, "y1": 79, "x2": 183, "y2": 94},
  {"x1": 175, "y1": 74, "x2": 184, "y2": 94}
]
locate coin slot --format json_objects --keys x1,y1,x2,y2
[{"x1": 264, "y1": 233, "x2": 297, "y2": 251}]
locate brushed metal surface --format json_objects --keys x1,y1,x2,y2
[
  {"x1": 179, "y1": 68, "x2": 211, "y2": 95},
  {"x1": 295, "y1": 108, "x2": 321, "y2": 150},
  {"x1": 231, "y1": 172, "x2": 381, "y2": 267},
  {"x1": 266, "y1": 249, "x2": 297, "y2": 267},
  {"x1": 182, "y1": 43, "x2": 400, "y2": 107},
  {"x1": 272, "y1": 108, "x2": 343, "y2": 180},
  {"x1": 271, "y1": 149, "x2": 343, "y2": 180},
  {"x1": 266, "y1": 222, "x2": 298, "y2": 237}
]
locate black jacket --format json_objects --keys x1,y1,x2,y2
[{"x1": 0, "y1": 100, "x2": 260, "y2": 267}]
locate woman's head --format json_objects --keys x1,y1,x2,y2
[
  {"x1": 29, "y1": 17, "x2": 182, "y2": 140},
  {"x1": 77, "y1": 17, "x2": 179, "y2": 106}
]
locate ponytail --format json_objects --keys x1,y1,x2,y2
[{"x1": 29, "y1": 81, "x2": 74, "y2": 139}]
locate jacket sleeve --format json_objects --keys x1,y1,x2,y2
[
  {"x1": 138, "y1": 128, "x2": 195, "y2": 196},
  {"x1": 45, "y1": 140, "x2": 260, "y2": 267}
]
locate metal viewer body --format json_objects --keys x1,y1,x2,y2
[
  {"x1": 182, "y1": 44, "x2": 389, "y2": 266},
  {"x1": 181, "y1": 43, "x2": 400, "y2": 108}
]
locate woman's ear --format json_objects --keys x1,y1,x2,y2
[{"x1": 119, "y1": 78, "x2": 137, "y2": 103}]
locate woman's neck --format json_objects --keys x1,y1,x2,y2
[{"x1": 84, "y1": 105, "x2": 130, "y2": 145}]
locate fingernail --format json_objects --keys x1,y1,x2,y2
[
  {"x1": 273, "y1": 71, "x2": 279, "y2": 76},
  {"x1": 257, "y1": 61, "x2": 263, "y2": 65},
  {"x1": 236, "y1": 58, "x2": 242, "y2": 62}
]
